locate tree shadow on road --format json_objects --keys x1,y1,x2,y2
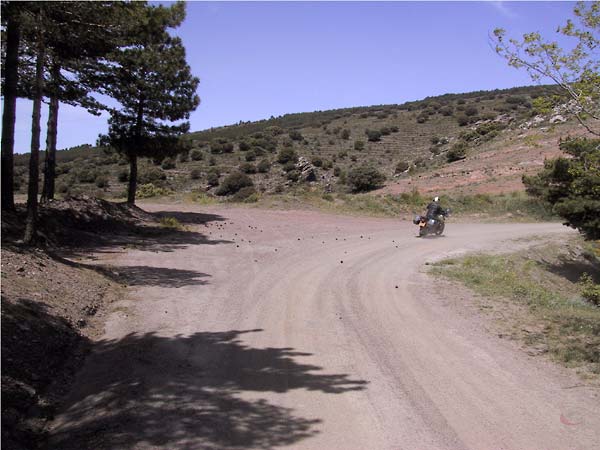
[
  {"x1": 152, "y1": 210, "x2": 229, "y2": 226},
  {"x1": 49, "y1": 329, "x2": 368, "y2": 449},
  {"x1": 91, "y1": 265, "x2": 212, "y2": 288}
]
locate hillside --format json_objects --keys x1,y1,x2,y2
[{"x1": 13, "y1": 84, "x2": 578, "y2": 203}]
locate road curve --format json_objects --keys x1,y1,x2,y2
[{"x1": 49, "y1": 206, "x2": 600, "y2": 450}]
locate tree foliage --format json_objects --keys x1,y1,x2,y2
[
  {"x1": 98, "y1": 1, "x2": 199, "y2": 204},
  {"x1": 493, "y1": 1, "x2": 599, "y2": 135},
  {"x1": 523, "y1": 138, "x2": 600, "y2": 239}
]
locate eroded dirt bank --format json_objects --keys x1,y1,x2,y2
[{"x1": 48, "y1": 205, "x2": 599, "y2": 449}]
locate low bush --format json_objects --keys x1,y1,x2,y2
[
  {"x1": 311, "y1": 157, "x2": 323, "y2": 167},
  {"x1": 207, "y1": 170, "x2": 219, "y2": 187},
  {"x1": 447, "y1": 142, "x2": 467, "y2": 162},
  {"x1": 289, "y1": 130, "x2": 303, "y2": 141},
  {"x1": 277, "y1": 147, "x2": 298, "y2": 164},
  {"x1": 95, "y1": 175, "x2": 109, "y2": 188},
  {"x1": 232, "y1": 186, "x2": 258, "y2": 202},
  {"x1": 286, "y1": 169, "x2": 301, "y2": 182},
  {"x1": 137, "y1": 183, "x2": 172, "y2": 199},
  {"x1": 215, "y1": 171, "x2": 253, "y2": 196},
  {"x1": 365, "y1": 129, "x2": 381, "y2": 142},
  {"x1": 257, "y1": 159, "x2": 270, "y2": 173},
  {"x1": 190, "y1": 168, "x2": 201, "y2": 180},
  {"x1": 395, "y1": 161, "x2": 410, "y2": 173},
  {"x1": 117, "y1": 169, "x2": 129, "y2": 182},
  {"x1": 159, "y1": 216, "x2": 183, "y2": 230},
  {"x1": 245, "y1": 150, "x2": 256, "y2": 162},
  {"x1": 240, "y1": 162, "x2": 257, "y2": 174},
  {"x1": 139, "y1": 167, "x2": 166, "y2": 184},
  {"x1": 161, "y1": 157, "x2": 176, "y2": 170},
  {"x1": 341, "y1": 129, "x2": 351, "y2": 140},
  {"x1": 77, "y1": 168, "x2": 97, "y2": 183},
  {"x1": 354, "y1": 140, "x2": 365, "y2": 151},
  {"x1": 347, "y1": 165, "x2": 386, "y2": 192},
  {"x1": 464, "y1": 106, "x2": 478, "y2": 117},
  {"x1": 190, "y1": 149, "x2": 204, "y2": 161},
  {"x1": 456, "y1": 114, "x2": 469, "y2": 126},
  {"x1": 579, "y1": 273, "x2": 600, "y2": 306},
  {"x1": 210, "y1": 138, "x2": 234, "y2": 154}
]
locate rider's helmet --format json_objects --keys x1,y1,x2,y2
[{"x1": 433, "y1": 196, "x2": 439, "y2": 202}]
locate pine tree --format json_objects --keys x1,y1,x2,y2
[{"x1": 99, "y1": 2, "x2": 199, "y2": 205}]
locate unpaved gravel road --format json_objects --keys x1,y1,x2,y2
[{"x1": 49, "y1": 205, "x2": 600, "y2": 450}]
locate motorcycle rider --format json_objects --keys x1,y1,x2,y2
[{"x1": 425, "y1": 196, "x2": 445, "y2": 221}]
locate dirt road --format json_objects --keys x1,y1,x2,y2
[{"x1": 49, "y1": 206, "x2": 599, "y2": 449}]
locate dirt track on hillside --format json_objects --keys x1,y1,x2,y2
[{"x1": 48, "y1": 205, "x2": 600, "y2": 449}]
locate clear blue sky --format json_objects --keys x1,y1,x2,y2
[{"x1": 4, "y1": 1, "x2": 578, "y2": 153}]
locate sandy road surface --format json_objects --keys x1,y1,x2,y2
[{"x1": 49, "y1": 205, "x2": 600, "y2": 450}]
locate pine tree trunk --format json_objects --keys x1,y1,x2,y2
[
  {"x1": 41, "y1": 64, "x2": 60, "y2": 202},
  {"x1": 127, "y1": 155, "x2": 137, "y2": 205},
  {"x1": 24, "y1": 41, "x2": 45, "y2": 245},
  {"x1": 1, "y1": 14, "x2": 20, "y2": 211}
]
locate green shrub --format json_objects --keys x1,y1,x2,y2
[
  {"x1": 215, "y1": 171, "x2": 253, "y2": 196},
  {"x1": 416, "y1": 115, "x2": 427, "y2": 124},
  {"x1": 190, "y1": 168, "x2": 201, "y2": 180},
  {"x1": 447, "y1": 142, "x2": 467, "y2": 162},
  {"x1": 395, "y1": 161, "x2": 410, "y2": 173},
  {"x1": 464, "y1": 106, "x2": 478, "y2": 117},
  {"x1": 159, "y1": 216, "x2": 183, "y2": 230},
  {"x1": 245, "y1": 150, "x2": 256, "y2": 162},
  {"x1": 282, "y1": 161, "x2": 297, "y2": 172},
  {"x1": 117, "y1": 169, "x2": 129, "y2": 182},
  {"x1": 456, "y1": 114, "x2": 469, "y2": 126},
  {"x1": 77, "y1": 168, "x2": 97, "y2": 183},
  {"x1": 311, "y1": 156, "x2": 323, "y2": 167},
  {"x1": 322, "y1": 159, "x2": 333, "y2": 170},
  {"x1": 277, "y1": 147, "x2": 298, "y2": 164},
  {"x1": 231, "y1": 186, "x2": 258, "y2": 202},
  {"x1": 190, "y1": 149, "x2": 204, "y2": 161},
  {"x1": 161, "y1": 157, "x2": 176, "y2": 170},
  {"x1": 341, "y1": 129, "x2": 351, "y2": 140},
  {"x1": 440, "y1": 105, "x2": 454, "y2": 116},
  {"x1": 333, "y1": 166, "x2": 342, "y2": 177},
  {"x1": 579, "y1": 273, "x2": 600, "y2": 306},
  {"x1": 210, "y1": 138, "x2": 234, "y2": 154},
  {"x1": 238, "y1": 140, "x2": 251, "y2": 151},
  {"x1": 95, "y1": 174, "x2": 109, "y2": 188},
  {"x1": 380, "y1": 127, "x2": 391, "y2": 136},
  {"x1": 207, "y1": 170, "x2": 219, "y2": 187},
  {"x1": 365, "y1": 129, "x2": 381, "y2": 142},
  {"x1": 56, "y1": 182, "x2": 69, "y2": 194},
  {"x1": 178, "y1": 151, "x2": 189, "y2": 163},
  {"x1": 286, "y1": 169, "x2": 301, "y2": 182},
  {"x1": 347, "y1": 165, "x2": 386, "y2": 192},
  {"x1": 390, "y1": 125, "x2": 399, "y2": 133},
  {"x1": 354, "y1": 140, "x2": 365, "y2": 151},
  {"x1": 208, "y1": 156, "x2": 217, "y2": 166},
  {"x1": 257, "y1": 159, "x2": 271, "y2": 173},
  {"x1": 289, "y1": 130, "x2": 303, "y2": 141},
  {"x1": 240, "y1": 162, "x2": 257, "y2": 174},
  {"x1": 139, "y1": 167, "x2": 166, "y2": 184},
  {"x1": 137, "y1": 183, "x2": 172, "y2": 199}
]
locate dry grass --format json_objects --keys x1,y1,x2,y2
[{"x1": 432, "y1": 239, "x2": 600, "y2": 379}]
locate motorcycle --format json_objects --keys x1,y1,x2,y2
[{"x1": 413, "y1": 209, "x2": 450, "y2": 237}]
